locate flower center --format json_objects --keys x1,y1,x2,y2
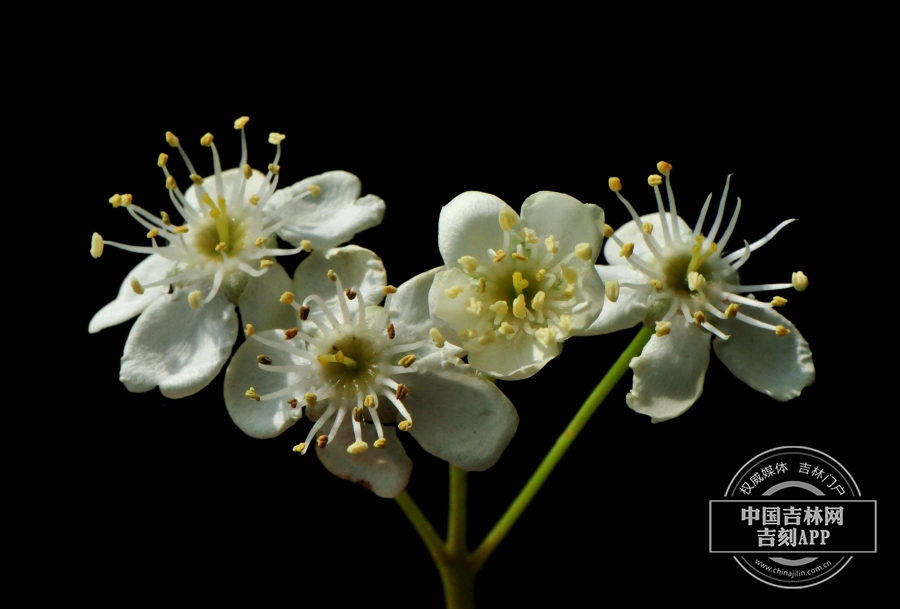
[{"x1": 191, "y1": 214, "x2": 249, "y2": 260}]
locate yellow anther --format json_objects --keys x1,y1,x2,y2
[
  {"x1": 374, "y1": 438, "x2": 387, "y2": 449},
  {"x1": 655, "y1": 321, "x2": 672, "y2": 337},
  {"x1": 512, "y1": 252, "x2": 528, "y2": 261},
  {"x1": 688, "y1": 271, "x2": 707, "y2": 291},
  {"x1": 560, "y1": 265, "x2": 578, "y2": 285},
  {"x1": 521, "y1": 228, "x2": 539, "y2": 244},
  {"x1": 512, "y1": 271, "x2": 529, "y2": 293},
  {"x1": 255, "y1": 237, "x2": 265, "y2": 248},
  {"x1": 257, "y1": 355, "x2": 273, "y2": 365},
  {"x1": 693, "y1": 311, "x2": 706, "y2": 325},
  {"x1": 544, "y1": 235, "x2": 559, "y2": 254},
  {"x1": 280, "y1": 292, "x2": 295, "y2": 305},
  {"x1": 121, "y1": 194, "x2": 133, "y2": 206},
  {"x1": 245, "y1": 323, "x2": 255, "y2": 336},
  {"x1": 268, "y1": 132, "x2": 286, "y2": 145},
  {"x1": 657, "y1": 161, "x2": 672, "y2": 176},
  {"x1": 725, "y1": 303, "x2": 739, "y2": 318},
  {"x1": 399, "y1": 420, "x2": 412, "y2": 432},
  {"x1": 292, "y1": 443, "x2": 306, "y2": 453},
  {"x1": 792, "y1": 271, "x2": 809, "y2": 291},
  {"x1": 531, "y1": 291, "x2": 546, "y2": 311},
  {"x1": 479, "y1": 277, "x2": 486, "y2": 293},
  {"x1": 642, "y1": 222, "x2": 653, "y2": 234},
  {"x1": 327, "y1": 270, "x2": 337, "y2": 282},
  {"x1": 248, "y1": 195, "x2": 260, "y2": 206},
  {"x1": 157, "y1": 153, "x2": 168, "y2": 167},
  {"x1": 146, "y1": 228, "x2": 159, "y2": 239},
  {"x1": 444, "y1": 285, "x2": 464, "y2": 299},
  {"x1": 90, "y1": 233, "x2": 104, "y2": 258},
  {"x1": 458, "y1": 256, "x2": 479, "y2": 274},
  {"x1": 466, "y1": 297, "x2": 484, "y2": 316},
  {"x1": 535, "y1": 327, "x2": 556, "y2": 346},
  {"x1": 608, "y1": 177, "x2": 622, "y2": 192},
  {"x1": 215, "y1": 242, "x2": 226, "y2": 253},
  {"x1": 234, "y1": 116, "x2": 250, "y2": 129},
  {"x1": 575, "y1": 243, "x2": 592, "y2": 261},
  {"x1": 513, "y1": 294, "x2": 527, "y2": 319},
  {"x1": 535, "y1": 269, "x2": 547, "y2": 282},
  {"x1": 165, "y1": 175, "x2": 176, "y2": 190},
  {"x1": 287, "y1": 398, "x2": 299, "y2": 409},
  {"x1": 493, "y1": 249, "x2": 506, "y2": 263},
  {"x1": 299, "y1": 305, "x2": 310, "y2": 321},
  {"x1": 384, "y1": 285, "x2": 398, "y2": 294},
  {"x1": 619, "y1": 242, "x2": 634, "y2": 258},
  {"x1": 268, "y1": 163, "x2": 280, "y2": 175},
  {"x1": 245, "y1": 387, "x2": 261, "y2": 402},
  {"x1": 395, "y1": 384, "x2": 409, "y2": 400},
  {"x1": 489, "y1": 300, "x2": 509, "y2": 318},
  {"x1": 459, "y1": 328, "x2": 478, "y2": 341},
  {"x1": 189, "y1": 174, "x2": 204, "y2": 186},
  {"x1": 429, "y1": 327, "x2": 446, "y2": 348},
  {"x1": 165, "y1": 131, "x2": 179, "y2": 147},
  {"x1": 563, "y1": 284, "x2": 575, "y2": 299},
  {"x1": 603, "y1": 224, "x2": 614, "y2": 238},
  {"x1": 648, "y1": 174, "x2": 663, "y2": 187},
  {"x1": 771, "y1": 296, "x2": 788, "y2": 307},
  {"x1": 317, "y1": 435, "x2": 328, "y2": 448},
  {"x1": 160, "y1": 211, "x2": 171, "y2": 225},
  {"x1": 109, "y1": 193, "x2": 122, "y2": 208},
  {"x1": 260, "y1": 259, "x2": 274, "y2": 269},
  {"x1": 188, "y1": 290, "x2": 201, "y2": 309},
  {"x1": 643, "y1": 279, "x2": 659, "y2": 292},
  {"x1": 300, "y1": 240, "x2": 312, "y2": 252},
  {"x1": 285, "y1": 328, "x2": 299, "y2": 340},
  {"x1": 304, "y1": 392, "x2": 317, "y2": 406},
  {"x1": 558, "y1": 315, "x2": 571, "y2": 333},
  {"x1": 347, "y1": 441, "x2": 369, "y2": 455},
  {"x1": 242, "y1": 164, "x2": 252, "y2": 179},
  {"x1": 605, "y1": 279, "x2": 619, "y2": 303},
  {"x1": 478, "y1": 329, "x2": 497, "y2": 345},
  {"x1": 499, "y1": 208, "x2": 519, "y2": 231},
  {"x1": 364, "y1": 395, "x2": 376, "y2": 408},
  {"x1": 209, "y1": 208, "x2": 221, "y2": 219},
  {"x1": 200, "y1": 133, "x2": 214, "y2": 147},
  {"x1": 399, "y1": 355, "x2": 417, "y2": 368},
  {"x1": 775, "y1": 325, "x2": 791, "y2": 336},
  {"x1": 498, "y1": 322, "x2": 516, "y2": 335},
  {"x1": 130, "y1": 277, "x2": 144, "y2": 295},
  {"x1": 308, "y1": 184, "x2": 321, "y2": 197}
]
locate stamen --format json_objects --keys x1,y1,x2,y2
[
  {"x1": 479, "y1": 277, "x2": 486, "y2": 293},
  {"x1": 165, "y1": 132, "x2": 179, "y2": 147},
  {"x1": 545, "y1": 235, "x2": 558, "y2": 254},
  {"x1": 512, "y1": 272, "x2": 529, "y2": 293},
  {"x1": 249, "y1": 195, "x2": 260, "y2": 205},
  {"x1": 293, "y1": 443, "x2": 305, "y2": 453},
  {"x1": 399, "y1": 421, "x2": 412, "y2": 432},
  {"x1": 493, "y1": 249, "x2": 506, "y2": 263},
  {"x1": 531, "y1": 291, "x2": 546, "y2": 311},
  {"x1": 512, "y1": 252, "x2": 528, "y2": 261},
  {"x1": 445, "y1": 286, "x2": 464, "y2": 299},
  {"x1": 364, "y1": 395, "x2": 376, "y2": 408},
  {"x1": 387, "y1": 323, "x2": 395, "y2": 339},
  {"x1": 535, "y1": 327, "x2": 555, "y2": 346},
  {"x1": 650, "y1": 279, "x2": 663, "y2": 292},
  {"x1": 345, "y1": 288, "x2": 357, "y2": 300},
  {"x1": 395, "y1": 384, "x2": 409, "y2": 400},
  {"x1": 478, "y1": 329, "x2": 497, "y2": 345},
  {"x1": 257, "y1": 355, "x2": 273, "y2": 365},
  {"x1": 458, "y1": 256, "x2": 479, "y2": 274},
  {"x1": 513, "y1": 294, "x2": 527, "y2": 319},
  {"x1": 605, "y1": 280, "x2": 619, "y2": 302},
  {"x1": 718, "y1": 198, "x2": 742, "y2": 251},
  {"x1": 200, "y1": 133, "x2": 214, "y2": 147},
  {"x1": 90, "y1": 233, "x2": 104, "y2": 258},
  {"x1": 655, "y1": 321, "x2": 672, "y2": 337},
  {"x1": 268, "y1": 163, "x2": 280, "y2": 175},
  {"x1": 157, "y1": 153, "x2": 168, "y2": 167},
  {"x1": 173, "y1": 226, "x2": 189, "y2": 234},
  {"x1": 792, "y1": 271, "x2": 809, "y2": 291},
  {"x1": 288, "y1": 398, "x2": 299, "y2": 409},
  {"x1": 327, "y1": 270, "x2": 337, "y2": 282},
  {"x1": 619, "y1": 243, "x2": 634, "y2": 258},
  {"x1": 499, "y1": 208, "x2": 519, "y2": 231},
  {"x1": 429, "y1": 327, "x2": 446, "y2": 347},
  {"x1": 260, "y1": 260, "x2": 274, "y2": 269},
  {"x1": 308, "y1": 184, "x2": 321, "y2": 197},
  {"x1": 234, "y1": 116, "x2": 250, "y2": 129},
  {"x1": 608, "y1": 177, "x2": 622, "y2": 191},
  {"x1": 603, "y1": 224, "x2": 614, "y2": 238},
  {"x1": 722, "y1": 219, "x2": 797, "y2": 263},
  {"x1": 188, "y1": 290, "x2": 201, "y2": 309},
  {"x1": 575, "y1": 243, "x2": 592, "y2": 261},
  {"x1": 305, "y1": 392, "x2": 317, "y2": 406},
  {"x1": 374, "y1": 439, "x2": 387, "y2": 449},
  {"x1": 160, "y1": 211, "x2": 171, "y2": 225},
  {"x1": 268, "y1": 132, "x2": 286, "y2": 144},
  {"x1": 299, "y1": 305, "x2": 310, "y2": 320},
  {"x1": 688, "y1": 272, "x2": 707, "y2": 291},
  {"x1": 642, "y1": 222, "x2": 653, "y2": 234},
  {"x1": 459, "y1": 328, "x2": 478, "y2": 341},
  {"x1": 317, "y1": 435, "x2": 328, "y2": 448},
  {"x1": 725, "y1": 303, "x2": 740, "y2": 318},
  {"x1": 398, "y1": 355, "x2": 416, "y2": 368},
  {"x1": 285, "y1": 328, "x2": 299, "y2": 340},
  {"x1": 384, "y1": 285, "x2": 398, "y2": 295},
  {"x1": 560, "y1": 265, "x2": 578, "y2": 284},
  {"x1": 245, "y1": 323, "x2": 255, "y2": 336},
  {"x1": 165, "y1": 175, "x2": 176, "y2": 190},
  {"x1": 242, "y1": 164, "x2": 252, "y2": 179},
  {"x1": 245, "y1": 387, "x2": 261, "y2": 401},
  {"x1": 498, "y1": 322, "x2": 516, "y2": 335},
  {"x1": 466, "y1": 297, "x2": 483, "y2": 315},
  {"x1": 347, "y1": 441, "x2": 368, "y2": 455},
  {"x1": 535, "y1": 269, "x2": 547, "y2": 282},
  {"x1": 146, "y1": 228, "x2": 159, "y2": 239},
  {"x1": 692, "y1": 193, "x2": 713, "y2": 239},
  {"x1": 771, "y1": 296, "x2": 788, "y2": 307},
  {"x1": 775, "y1": 325, "x2": 791, "y2": 336},
  {"x1": 280, "y1": 292, "x2": 295, "y2": 305},
  {"x1": 558, "y1": 315, "x2": 571, "y2": 333},
  {"x1": 130, "y1": 278, "x2": 144, "y2": 294},
  {"x1": 693, "y1": 311, "x2": 706, "y2": 326},
  {"x1": 300, "y1": 240, "x2": 312, "y2": 252},
  {"x1": 706, "y1": 174, "x2": 732, "y2": 245},
  {"x1": 190, "y1": 174, "x2": 204, "y2": 186}
]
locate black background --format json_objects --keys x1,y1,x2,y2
[{"x1": 60, "y1": 57, "x2": 887, "y2": 605}]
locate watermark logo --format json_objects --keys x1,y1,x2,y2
[{"x1": 709, "y1": 446, "x2": 877, "y2": 589}]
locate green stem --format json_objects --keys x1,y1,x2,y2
[
  {"x1": 447, "y1": 466, "x2": 468, "y2": 555},
  {"x1": 395, "y1": 490, "x2": 446, "y2": 564},
  {"x1": 469, "y1": 325, "x2": 653, "y2": 571}
]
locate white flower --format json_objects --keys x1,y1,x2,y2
[
  {"x1": 588, "y1": 162, "x2": 814, "y2": 422},
  {"x1": 224, "y1": 246, "x2": 519, "y2": 498},
  {"x1": 88, "y1": 117, "x2": 385, "y2": 399},
  {"x1": 428, "y1": 191, "x2": 606, "y2": 380}
]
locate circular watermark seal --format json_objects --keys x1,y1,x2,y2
[{"x1": 709, "y1": 446, "x2": 876, "y2": 589}]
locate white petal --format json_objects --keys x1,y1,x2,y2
[
  {"x1": 520, "y1": 192, "x2": 604, "y2": 265},
  {"x1": 389, "y1": 267, "x2": 443, "y2": 344},
  {"x1": 119, "y1": 289, "x2": 238, "y2": 399},
  {"x1": 582, "y1": 265, "x2": 651, "y2": 335},
  {"x1": 603, "y1": 212, "x2": 692, "y2": 266},
  {"x1": 184, "y1": 167, "x2": 267, "y2": 213},
  {"x1": 265, "y1": 171, "x2": 385, "y2": 248},
  {"x1": 626, "y1": 315, "x2": 711, "y2": 422},
  {"x1": 404, "y1": 352, "x2": 518, "y2": 471},
  {"x1": 567, "y1": 259, "x2": 606, "y2": 334},
  {"x1": 89, "y1": 254, "x2": 173, "y2": 333},
  {"x1": 237, "y1": 261, "x2": 297, "y2": 332},
  {"x1": 291, "y1": 246, "x2": 387, "y2": 329},
  {"x1": 223, "y1": 329, "x2": 309, "y2": 439},
  {"x1": 438, "y1": 191, "x2": 511, "y2": 267},
  {"x1": 316, "y1": 424, "x2": 412, "y2": 498},
  {"x1": 468, "y1": 329, "x2": 560, "y2": 381},
  {"x1": 428, "y1": 267, "x2": 477, "y2": 345},
  {"x1": 713, "y1": 301, "x2": 814, "y2": 401}
]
